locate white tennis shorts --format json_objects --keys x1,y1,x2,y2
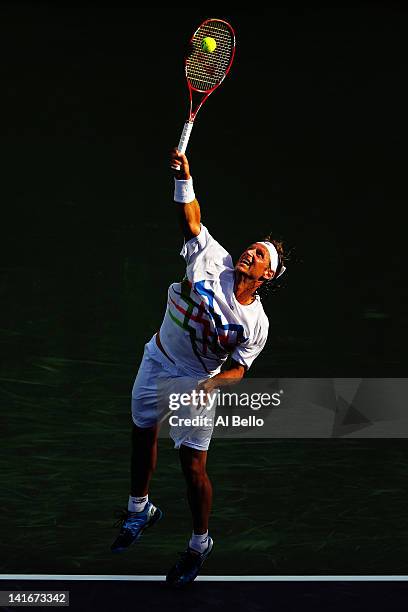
[{"x1": 131, "y1": 335, "x2": 215, "y2": 452}]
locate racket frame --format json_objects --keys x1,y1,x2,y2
[{"x1": 176, "y1": 18, "x2": 236, "y2": 156}]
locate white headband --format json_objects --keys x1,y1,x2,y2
[{"x1": 258, "y1": 241, "x2": 286, "y2": 279}]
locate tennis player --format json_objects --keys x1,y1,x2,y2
[{"x1": 111, "y1": 148, "x2": 286, "y2": 585}]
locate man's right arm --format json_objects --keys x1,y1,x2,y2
[{"x1": 171, "y1": 148, "x2": 201, "y2": 241}]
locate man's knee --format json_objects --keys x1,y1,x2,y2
[
  {"x1": 179, "y1": 445, "x2": 208, "y2": 485},
  {"x1": 132, "y1": 423, "x2": 158, "y2": 442},
  {"x1": 187, "y1": 462, "x2": 208, "y2": 486}
]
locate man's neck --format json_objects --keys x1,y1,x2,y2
[{"x1": 233, "y1": 273, "x2": 259, "y2": 305}]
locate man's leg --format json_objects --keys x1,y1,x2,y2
[
  {"x1": 166, "y1": 443, "x2": 214, "y2": 585},
  {"x1": 111, "y1": 422, "x2": 162, "y2": 552},
  {"x1": 179, "y1": 444, "x2": 212, "y2": 535},
  {"x1": 130, "y1": 423, "x2": 158, "y2": 496}
]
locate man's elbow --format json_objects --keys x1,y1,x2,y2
[
  {"x1": 230, "y1": 361, "x2": 246, "y2": 379},
  {"x1": 183, "y1": 222, "x2": 201, "y2": 241},
  {"x1": 189, "y1": 223, "x2": 201, "y2": 237},
  {"x1": 237, "y1": 366, "x2": 246, "y2": 379}
]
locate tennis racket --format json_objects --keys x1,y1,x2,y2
[{"x1": 174, "y1": 18, "x2": 236, "y2": 167}]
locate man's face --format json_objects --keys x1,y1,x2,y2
[{"x1": 235, "y1": 243, "x2": 274, "y2": 281}]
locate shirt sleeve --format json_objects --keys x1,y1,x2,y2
[
  {"x1": 180, "y1": 224, "x2": 233, "y2": 283},
  {"x1": 180, "y1": 224, "x2": 213, "y2": 264},
  {"x1": 230, "y1": 316, "x2": 269, "y2": 370}
]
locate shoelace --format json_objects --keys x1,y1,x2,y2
[{"x1": 113, "y1": 509, "x2": 144, "y2": 530}]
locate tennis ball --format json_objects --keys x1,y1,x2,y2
[{"x1": 202, "y1": 37, "x2": 217, "y2": 53}]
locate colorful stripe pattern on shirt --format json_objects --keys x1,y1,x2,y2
[{"x1": 168, "y1": 277, "x2": 247, "y2": 373}]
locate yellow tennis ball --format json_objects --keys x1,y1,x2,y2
[{"x1": 202, "y1": 37, "x2": 217, "y2": 53}]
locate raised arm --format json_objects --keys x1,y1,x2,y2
[{"x1": 171, "y1": 148, "x2": 201, "y2": 241}]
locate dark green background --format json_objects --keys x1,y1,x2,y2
[{"x1": 1, "y1": 3, "x2": 407, "y2": 575}]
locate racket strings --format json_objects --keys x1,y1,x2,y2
[
  {"x1": 186, "y1": 21, "x2": 234, "y2": 92},
  {"x1": 188, "y1": 27, "x2": 232, "y2": 84}
]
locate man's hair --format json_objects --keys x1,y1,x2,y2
[{"x1": 256, "y1": 233, "x2": 287, "y2": 301}]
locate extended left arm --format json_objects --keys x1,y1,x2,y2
[{"x1": 198, "y1": 360, "x2": 245, "y2": 394}]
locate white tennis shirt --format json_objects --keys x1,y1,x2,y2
[{"x1": 159, "y1": 225, "x2": 269, "y2": 378}]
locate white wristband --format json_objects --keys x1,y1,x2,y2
[{"x1": 174, "y1": 177, "x2": 195, "y2": 204}]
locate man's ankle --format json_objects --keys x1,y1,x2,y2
[{"x1": 128, "y1": 494, "x2": 148, "y2": 513}]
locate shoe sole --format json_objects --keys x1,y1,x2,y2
[
  {"x1": 111, "y1": 507, "x2": 163, "y2": 553},
  {"x1": 166, "y1": 538, "x2": 214, "y2": 587}
]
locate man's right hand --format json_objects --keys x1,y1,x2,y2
[{"x1": 171, "y1": 148, "x2": 191, "y2": 181}]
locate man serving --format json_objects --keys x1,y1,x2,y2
[{"x1": 111, "y1": 148, "x2": 286, "y2": 585}]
